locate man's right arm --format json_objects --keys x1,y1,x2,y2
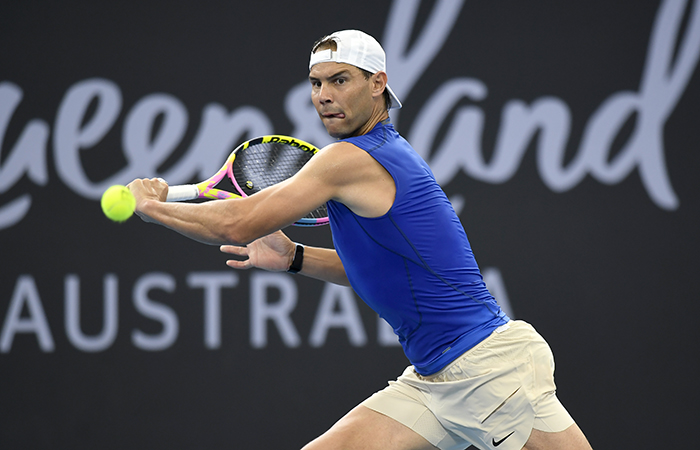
[
  {"x1": 220, "y1": 231, "x2": 350, "y2": 286},
  {"x1": 296, "y1": 245, "x2": 350, "y2": 286}
]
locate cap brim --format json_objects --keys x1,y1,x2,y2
[{"x1": 386, "y1": 85, "x2": 402, "y2": 109}]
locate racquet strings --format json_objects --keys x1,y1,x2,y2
[{"x1": 232, "y1": 142, "x2": 328, "y2": 221}]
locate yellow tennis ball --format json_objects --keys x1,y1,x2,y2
[{"x1": 101, "y1": 185, "x2": 136, "y2": 222}]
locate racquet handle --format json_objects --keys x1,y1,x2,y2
[{"x1": 166, "y1": 184, "x2": 199, "y2": 202}]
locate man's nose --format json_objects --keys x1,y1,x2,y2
[{"x1": 318, "y1": 84, "x2": 332, "y2": 103}]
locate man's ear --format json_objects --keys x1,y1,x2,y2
[{"x1": 371, "y1": 71, "x2": 389, "y2": 99}]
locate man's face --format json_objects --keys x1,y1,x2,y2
[{"x1": 309, "y1": 62, "x2": 375, "y2": 139}]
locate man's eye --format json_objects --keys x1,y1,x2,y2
[{"x1": 336, "y1": 78, "x2": 345, "y2": 85}]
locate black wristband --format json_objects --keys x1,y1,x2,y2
[{"x1": 287, "y1": 244, "x2": 304, "y2": 274}]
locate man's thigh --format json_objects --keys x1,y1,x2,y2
[
  {"x1": 523, "y1": 424, "x2": 593, "y2": 450},
  {"x1": 301, "y1": 405, "x2": 438, "y2": 450}
]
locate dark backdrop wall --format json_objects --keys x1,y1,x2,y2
[{"x1": 1, "y1": 1, "x2": 698, "y2": 448}]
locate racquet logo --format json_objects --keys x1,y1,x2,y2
[{"x1": 264, "y1": 136, "x2": 317, "y2": 154}]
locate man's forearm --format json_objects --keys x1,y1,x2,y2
[
  {"x1": 136, "y1": 198, "x2": 246, "y2": 245},
  {"x1": 298, "y1": 246, "x2": 351, "y2": 286}
]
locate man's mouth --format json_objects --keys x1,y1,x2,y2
[{"x1": 323, "y1": 112, "x2": 346, "y2": 119}]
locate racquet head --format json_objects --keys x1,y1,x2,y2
[{"x1": 166, "y1": 135, "x2": 328, "y2": 227}]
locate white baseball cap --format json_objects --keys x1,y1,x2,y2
[{"x1": 309, "y1": 30, "x2": 402, "y2": 109}]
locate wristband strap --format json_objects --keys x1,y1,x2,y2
[{"x1": 287, "y1": 243, "x2": 304, "y2": 274}]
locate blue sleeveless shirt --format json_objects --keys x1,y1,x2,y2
[{"x1": 327, "y1": 120, "x2": 509, "y2": 375}]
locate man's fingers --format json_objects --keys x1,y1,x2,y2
[
  {"x1": 222, "y1": 245, "x2": 253, "y2": 270},
  {"x1": 225, "y1": 259, "x2": 251, "y2": 270},
  {"x1": 220, "y1": 245, "x2": 248, "y2": 256}
]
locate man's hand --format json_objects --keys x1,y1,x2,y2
[
  {"x1": 127, "y1": 178, "x2": 169, "y2": 222},
  {"x1": 220, "y1": 230, "x2": 295, "y2": 272}
]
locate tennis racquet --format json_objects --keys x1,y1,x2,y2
[{"x1": 165, "y1": 135, "x2": 328, "y2": 227}]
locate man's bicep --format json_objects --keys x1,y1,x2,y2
[
  {"x1": 247, "y1": 167, "x2": 333, "y2": 226},
  {"x1": 299, "y1": 142, "x2": 376, "y2": 198}
]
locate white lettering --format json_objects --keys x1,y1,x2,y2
[
  {"x1": 1, "y1": 0, "x2": 698, "y2": 230},
  {"x1": 164, "y1": 104, "x2": 273, "y2": 183},
  {"x1": 0, "y1": 82, "x2": 49, "y2": 229},
  {"x1": 0, "y1": 275, "x2": 54, "y2": 352},
  {"x1": 187, "y1": 272, "x2": 238, "y2": 349},
  {"x1": 64, "y1": 274, "x2": 119, "y2": 352},
  {"x1": 408, "y1": 78, "x2": 488, "y2": 182},
  {"x1": 384, "y1": 0, "x2": 465, "y2": 120},
  {"x1": 579, "y1": 0, "x2": 700, "y2": 210},
  {"x1": 122, "y1": 93, "x2": 188, "y2": 181},
  {"x1": 0, "y1": 272, "x2": 432, "y2": 353},
  {"x1": 53, "y1": 78, "x2": 124, "y2": 197},
  {"x1": 309, "y1": 284, "x2": 367, "y2": 347},
  {"x1": 131, "y1": 272, "x2": 179, "y2": 351},
  {"x1": 249, "y1": 272, "x2": 300, "y2": 348},
  {"x1": 400, "y1": 0, "x2": 700, "y2": 210}
]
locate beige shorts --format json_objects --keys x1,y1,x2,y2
[{"x1": 362, "y1": 321, "x2": 574, "y2": 450}]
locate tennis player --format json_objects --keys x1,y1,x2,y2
[{"x1": 128, "y1": 30, "x2": 593, "y2": 450}]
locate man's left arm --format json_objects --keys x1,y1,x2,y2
[{"x1": 126, "y1": 147, "x2": 341, "y2": 245}]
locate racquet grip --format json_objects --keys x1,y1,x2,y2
[{"x1": 166, "y1": 184, "x2": 199, "y2": 202}]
